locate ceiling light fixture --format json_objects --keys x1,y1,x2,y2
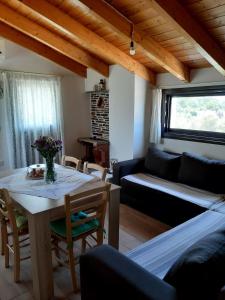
[{"x1": 129, "y1": 23, "x2": 136, "y2": 56}]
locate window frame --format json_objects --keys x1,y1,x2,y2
[{"x1": 161, "y1": 85, "x2": 225, "y2": 145}]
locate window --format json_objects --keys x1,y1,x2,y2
[
  {"x1": 21, "y1": 83, "x2": 57, "y2": 129},
  {"x1": 162, "y1": 86, "x2": 225, "y2": 145},
  {"x1": 1, "y1": 71, "x2": 62, "y2": 168}
]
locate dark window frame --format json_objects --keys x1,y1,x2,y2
[{"x1": 161, "y1": 85, "x2": 225, "y2": 145}]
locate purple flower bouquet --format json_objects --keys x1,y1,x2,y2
[{"x1": 31, "y1": 136, "x2": 62, "y2": 183}]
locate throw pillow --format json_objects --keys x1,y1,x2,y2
[
  {"x1": 178, "y1": 152, "x2": 225, "y2": 194},
  {"x1": 164, "y1": 229, "x2": 225, "y2": 300},
  {"x1": 144, "y1": 147, "x2": 181, "y2": 181}
]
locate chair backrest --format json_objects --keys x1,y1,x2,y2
[
  {"x1": 64, "y1": 183, "x2": 111, "y2": 244},
  {"x1": 83, "y1": 162, "x2": 107, "y2": 181},
  {"x1": 0, "y1": 189, "x2": 19, "y2": 238},
  {"x1": 61, "y1": 155, "x2": 82, "y2": 171}
]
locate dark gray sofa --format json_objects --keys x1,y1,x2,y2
[
  {"x1": 112, "y1": 149, "x2": 225, "y2": 226},
  {"x1": 80, "y1": 149, "x2": 225, "y2": 300},
  {"x1": 80, "y1": 210, "x2": 225, "y2": 300},
  {"x1": 80, "y1": 245, "x2": 177, "y2": 300}
]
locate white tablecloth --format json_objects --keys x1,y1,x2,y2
[{"x1": 0, "y1": 165, "x2": 99, "y2": 200}]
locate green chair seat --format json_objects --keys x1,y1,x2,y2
[
  {"x1": 50, "y1": 211, "x2": 100, "y2": 238},
  {"x1": 14, "y1": 209, "x2": 28, "y2": 230}
]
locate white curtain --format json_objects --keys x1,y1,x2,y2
[
  {"x1": 2, "y1": 71, "x2": 62, "y2": 168},
  {"x1": 149, "y1": 88, "x2": 162, "y2": 144}
]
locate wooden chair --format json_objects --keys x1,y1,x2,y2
[
  {"x1": 0, "y1": 207, "x2": 6, "y2": 256},
  {"x1": 61, "y1": 155, "x2": 82, "y2": 171},
  {"x1": 0, "y1": 188, "x2": 30, "y2": 282},
  {"x1": 51, "y1": 183, "x2": 110, "y2": 292},
  {"x1": 83, "y1": 162, "x2": 107, "y2": 181}
]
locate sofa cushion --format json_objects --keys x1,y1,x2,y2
[
  {"x1": 123, "y1": 173, "x2": 221, "y2": 209},
  {"x1": 178, "y1": 152, "x2": 225, "y2": 194},
  {"x1": 144, "y1": 148, "x2": 180, "y2": 181},
  {"x1": 127, "y1": 210, "x2": 225, "y2": 280},
  {"x1": 121, "y1": 176, "x2": 206, "y2": 227},
  {"x1": 164, "y1": 228, "x2": 225, "y2": 300}
]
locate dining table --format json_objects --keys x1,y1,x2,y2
[{"x1": 0, "y1": 165, "x2": 120, "y2": 300}]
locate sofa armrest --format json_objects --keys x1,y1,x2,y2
[
  {"x1": 112, "y1": 158, "x2": 145, "y2": 185},
  {"x1": 80, "y1": 245, "x2": 177, "y2": 300}
]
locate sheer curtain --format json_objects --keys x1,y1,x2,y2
[
  {"x1": 2, "y1": 71, "x2": 63, "y2": 168},
  {"x1": 149, "y1": 88, "x2": 162, "y2": 144}
]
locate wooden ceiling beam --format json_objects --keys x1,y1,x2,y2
[
  {"x1": 77, "y1": 0, "x2": 190, "y2": 82},
  {"x1": 0, "y1": 1, "x2": 108, "y2": 77},
  {"x1": 20, "y1": 0, "x2": 156, "y2": 84},
  {"x1": 0, "y1": 22, "x2": 87, "y2": 77},
  {"x1": 149, "y1": 0, "x2": 225, "y2": 76}
]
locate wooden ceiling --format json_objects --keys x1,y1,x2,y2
[{"x1": 0, "y1": 0, "x2": 225, "y2": 85}]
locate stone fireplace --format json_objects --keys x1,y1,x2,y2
[{"x1": 89, "y1": 91, "x2": 109, "y2": 141}]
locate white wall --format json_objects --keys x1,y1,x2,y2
[
  {"x1": 109, "y1": 65, "x2": 135, "y2": 161},
  {"x1": 133, "y1": 75, "x2": 151, "y2": 158},
  {"x1": 157, "y1": 67, "x2": 225, "y2": 89},
  {"x1": 61, "y1": 75, "x2": 91, "y2": 158},
  {"x1": 158, "y1": 139, "x2": 225, "y2": 160},
  {"x1": 109, "y1": 65, "x2": 151, "y2": 161},
  {"x1": 0, "y1": 40, "x2": 73, "y2": 76},
  {"x1": 156, "y1": 67, "x2": 225, "y2": 160}
]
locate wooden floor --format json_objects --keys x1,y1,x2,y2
[{"x1": 0, "y1": 204, "x2": 170, "y2": 300}]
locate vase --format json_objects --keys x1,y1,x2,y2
[{"x1": 45, "y1": 156, "x2": 56, "y2": 184}]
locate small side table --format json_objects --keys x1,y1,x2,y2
[{"x1": 77, "y1": 137, "x2": 109, "y2": 167}]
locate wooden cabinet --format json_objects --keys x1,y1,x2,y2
[{"x1": 78, "y1": 137, "x2": 109, "y2": 168}]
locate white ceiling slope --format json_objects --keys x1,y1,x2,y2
[{"x1": 0, "y1": 39, "x2": 73, "y2": 75}]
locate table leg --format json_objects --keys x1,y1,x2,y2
[
  {"x1": 108, "y1": 187, "x2": 120, "y2": 249},
  {"x1": 28, "y1": 212, "x2": 54, "y2": 300}
]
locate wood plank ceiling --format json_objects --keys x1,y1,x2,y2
[{"x1": 0, "y1": 0, "x2": 224, "y2": 85}]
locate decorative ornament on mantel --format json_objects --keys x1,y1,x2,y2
[
  {"x1": 94, "y1": 78, "x2": 106, "y2": 92},
  {"x1": 99, "y1": 79, "x2": 105, "y2": 91},
  {"x1": 97, "y1": 96, "x2": 105, "y2": 108}
]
